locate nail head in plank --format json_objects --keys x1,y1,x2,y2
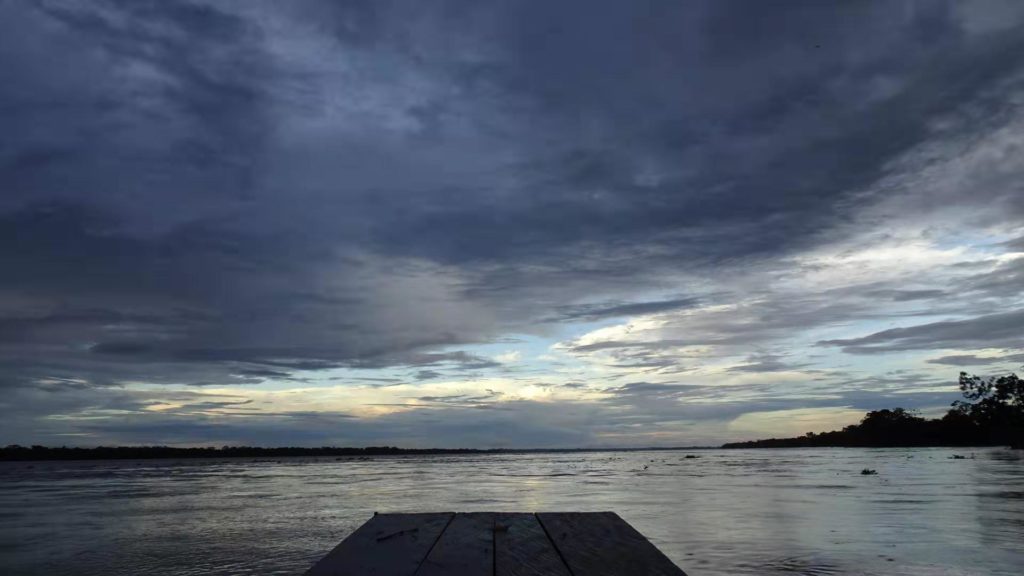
[
  {"x1": 494, "y1": 513, "x2": 571, "y2": 576},
  {"x1": 415, "y1": 512, "x2": 495, "y2": 576},
  {"x1": 537, "y1": 512, "x2": 686, "y2": 576},
  {"x1": 305, "y1": 512, "x2": 454, "y2": 576}
]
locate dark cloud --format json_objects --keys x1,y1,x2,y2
[
  {"x1": 927, "y1": 353, "x2": 1024, "y2": 366},
  {"x1": 864, "y1": 289, "x2": 949, "y2": 302},
  {"x1": 957, "y1": 256, "x2": 1024, "y2": 299},
  {"x1": 553, "y1": 297, "x2": 701, "y2": 322},
  {"x1": 4, "y1": 0, "x2": 1024, "y2": 444},
  {"x1": 605, "y1": 382, "x2": 715, "y2": 401},
  {"x1": 348, "y1": 351, "x2": 501, "y2": 371},
  {"x1": 234, "y1": 368, "x2": 294, "y2": 379},
  {"x1": 415, "y1": 393, "x2": 497, "y2": 407},
  {"x1": 819, "y1": 310, "x2": 1024, "y2": 354},
  {"x1": 1000, "y1": 236, "x2": 1024, "y2": 252},
  {"x1": 728, "y1": 354, "x2": 810, "y2": 373}
]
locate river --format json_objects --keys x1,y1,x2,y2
[{"x1": 1, "y1": 447, "x2": 1022, "y2": 575}]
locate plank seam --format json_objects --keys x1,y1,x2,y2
[
  {"x1": 412, "y1": 512, "x2": 456, "y2": 576},
  {"x1": 534, "y1": 513, "x2": 576, "y2": 576}
]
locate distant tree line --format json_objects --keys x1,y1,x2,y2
[
  {"x1": 0, "y1": 445, "x2": 492, "y2": 461},
  {"x1": 0, "y1": 444, "x2": 699, "y2": 462},
  {"x1": 724, "y1": 371, "x2": 1024, "y2": 449}
]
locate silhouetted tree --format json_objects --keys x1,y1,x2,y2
[
  {"x1": 724, "y1": 371, "x2": 1024, "y2": 448},
  {"x1": 953, "y1": 371, "x2": 1024, "y2": 448}
]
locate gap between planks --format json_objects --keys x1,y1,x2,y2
[{"x1": 306, "y1": 511, "x2": 686, "y2": 576}]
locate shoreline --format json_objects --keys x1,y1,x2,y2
[{"x1": 3, "y1": 444, "x2": 1016, "y2": 463}]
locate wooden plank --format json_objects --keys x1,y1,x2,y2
[
  {"x1": 537, "y1": 512, "x2": 686, "y2": 576},
  {"x1": 305, "y1": 512, "x2": 454, "y2": 576},
  {"x1": 494, "y1": 513, "x2": 571, "y2": 576},
  {"x1": 415, "y1": 512, "x2": 495, "y2": 576}
]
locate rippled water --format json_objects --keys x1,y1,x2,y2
[{"x1": 1, "y1": 447, "x2": 1022, "y2": 575}]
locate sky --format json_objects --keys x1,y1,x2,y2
[{"x1": 2, "y1": 0, "x2": 1024, "y2": 448}]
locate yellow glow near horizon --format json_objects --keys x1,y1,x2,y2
[{"x1": 728, "y1": 407, "x2": 865, "y2": 438}]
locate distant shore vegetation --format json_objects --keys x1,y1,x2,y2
[
  {"x1": 724, "y1": 371, "x2": 1024, "y2": 449},
  {"x1": 0, "y1": 445, "x2": 700, "y2": 462},
  {"x1": 4, "y1": 371, "x2": 1021, "y2": 461},
  {"x1": 0, "y1": 446, "x2": 489, "y2": 461}
]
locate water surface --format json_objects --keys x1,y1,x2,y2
[{"x1": 1, "y1": 447, "x2": 1022, "y2": 575}]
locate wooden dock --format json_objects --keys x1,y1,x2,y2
[{"x1": 305, "y1": 511, "x2": 687, "y2": 576}]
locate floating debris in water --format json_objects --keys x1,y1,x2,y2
[{"x1": 861, "y1": 468, "x2": 878, "y2": 475}]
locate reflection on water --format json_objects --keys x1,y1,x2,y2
[{"x1": 1, "y1": 448, "x2": 1022, "y2": 575}]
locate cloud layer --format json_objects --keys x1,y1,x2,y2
[{"x1": 2, "y1": 0, "x2": 1023, "y2": 446}]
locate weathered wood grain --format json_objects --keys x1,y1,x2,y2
[
  {"x1": 494, "y1": 513, "x2": 570, "y2": 576},
  {"x1": 305, "y1": 512, "x2": 454, "y2": 576},
  {"x1": 309, "y1": 511, "x2": 688, "y2": 576},
  {"x1": 415, "y1": 512, "x2": 495, "y2": 576},
  {"x1": 537, "y1": 512, "x2": 686, "y2": 576}
]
